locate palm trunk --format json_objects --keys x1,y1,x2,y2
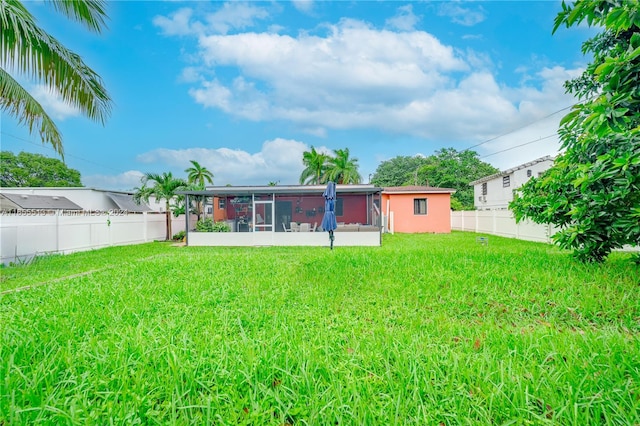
[{"x1": 165, "y1": 201, "x2": 172, "y2": 240}]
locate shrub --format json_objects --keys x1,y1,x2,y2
[
  {"x1": 172, "y1": 230, "x2": 186, "y2": 241},
  {"x1": 196, "y1": 219, "x2": 230, "y2": 232},
  {"x1": 212, "y1": 221, "x2": 231, "y2": 232},
  {"x1": 196, "y1": 218, "x2": 214, "y2": 232}
]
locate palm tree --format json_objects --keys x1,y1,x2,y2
[
  {"x1": 299, "y1": 146, "x2": 329, "y2": 185},
  {"x1": 134, "y1": 172, "x2": 187, "y2": 241},
  {"x1": 185, "y1": 160, "x2": 214, "y2": 187},
  {"x1": 1, "y1": 0, "x2": 112, "y2": 157},
  {"x1": 185, "y1": 160, "x2": 213, "y2": 221},
  {"x1": 326, "y1": 148, "x2": 362, "y2": 184}
]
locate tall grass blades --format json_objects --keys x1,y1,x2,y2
[{"x1": 1, "y1": 233, "x2": 638, "y2": 424}]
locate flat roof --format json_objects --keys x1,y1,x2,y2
[
  {"x1": 382, "y1": 186, "x2": 456, "y2": 194},
  {"x1": 177, "y1": 184, "x2": 382, "y2": 196}
]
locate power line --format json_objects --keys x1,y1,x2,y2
[
  {"x1": 463, "y1": 103, "x2": 574, "y2": 153},
  {"x1": 479, "y1": 134, "x2": 557, "y2": 159},
  {"x1": 1, "y1": 131, "x2": 123, "y2": 173}
]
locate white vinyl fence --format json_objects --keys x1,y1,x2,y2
[
  {"x1": 0, "y1": 211, "x2": 192, "y2": 265},
  {"x1": 450, "y1": 210, "x2": 556, "y2": 243}
]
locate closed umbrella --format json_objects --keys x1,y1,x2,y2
[{"x1": 321, "y1": 181, "x2": 338, "y2": 249}]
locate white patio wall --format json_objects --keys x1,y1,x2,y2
[
  {"x1": 0, "y1": 212, "x2": 192, "y2": 265},
  {"x1": 187, "y1": 230, "x2": 381, "y2": 247},
  {"x1": 450, "y1": 210, "x2": 555, "y2": 243}
]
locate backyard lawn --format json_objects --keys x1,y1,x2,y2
[{"x1": 1, "y1": 232, "x2": 639, "y2": 425}]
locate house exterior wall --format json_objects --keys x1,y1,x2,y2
[
  {"x1": 382, "y1": 192, "x2": 451, "y2": 233},
  {"x1": 474, "y1": 158, "x2": 554, "y2": 210}
]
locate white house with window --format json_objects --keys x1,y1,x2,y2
[{"x1": 469, "y1": 156, "x2": 555, "y2": 210}]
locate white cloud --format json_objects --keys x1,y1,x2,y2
[
  {"x1": 153, "y1": 3, "x2": 269, "y2": 36},
  {"x1": 438, "y1": 4, "x2": 486, "y2": 27},
  {"x1": 292, "y1": 0, "x2": 314, "y2": 14},
  {"x1": 204, "y1": 2, "x2": 270, "y2": 34},
  {"x1": 31, "y1": 85, "x2": 80, "y2": 120},
  {"x1": 155, "y1": 5, "x2": 583, "y2": 167},
  {"x1": 385, "y1": 5, "x2": 420, "y2": 31},
  {"x1": 153, "y1": 8, "x2": 198, "y2": 36},
  {"x1": 83, "y1": 170, "x2": 145, "y2": 191},
  {"x1": 135, "y1": 138, "x2": 321, "y2": 185},
  {"x1": 188, "y1": 20, "x2": 470, "y2": 129}
]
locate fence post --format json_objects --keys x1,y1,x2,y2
[
  {"x1": 56, "y1": 210, "x2": 60, "y2": 253},
  {"x1": 492, "y1": 210, "x2": 497, "y2": 234},
  {"x1": 143, "y1": 212, "x2": 148, "y2": 242},
  {"x1": 475, "y1": 210, "x2": 479, "y2": 233}
]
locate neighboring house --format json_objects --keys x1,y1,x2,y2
[
  {"x1": 0, "y1": 187, "x2": 170, "y2": 266},
  {"x1": 469, "y1": 156, "x2": 555, "y2": 210},
  {"x1": 0, "y1": 187, "x2": 155, "y2": 212},
  {"x1": 381, "y1": 186, "x2": 456, "y2": 233},
  {"x1": 177, "y1": 184, "x2": 383, "y2": 247}
]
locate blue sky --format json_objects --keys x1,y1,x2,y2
[{"x1": 1, "y1": 1, "x2": 595, "y2": 189}]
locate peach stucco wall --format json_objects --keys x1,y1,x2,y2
[{"x1": 382, "y1": 192, "x2": 451, "y2": 233}]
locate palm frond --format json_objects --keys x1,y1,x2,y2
[
  {"x1": 47, "y1": 0, "x2": 109, "y2": 34},
  {"x1": 1, "y1": 0, "x2": 111, "y2": 124},
  {"x1": 0, "y1": 67, "x2": 64, "y2": 155}
]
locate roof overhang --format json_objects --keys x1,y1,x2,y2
[{"x1": 177, "y1": 184, "x2": 382, "y2": 196}]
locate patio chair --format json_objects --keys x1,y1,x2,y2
[
  {"x1": 310, "y1": 222, "x2": 317, "y2": 232},
  {"x1": 299, "y1": 223, "x2": 310, "y2": 232},
  {"x1": 290, "y1": 222, "x2": 300, "y2": 232},
  {"x1": 282, "y1": 223, "x2": 292, "y2": 232}
]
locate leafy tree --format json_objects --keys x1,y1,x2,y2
[
  {"x1": 511, "y1": 0, "x2": 640, "y2": 263},
  {"x1": 417, "y1": 148, "x2": 499, "y2": 210},
  {"x1": 1, "y1": 0, "x2": 112, "y2": 157},
  {"x1": 299, "y1": 146, "x2": 329, "y2": 185},
  {"x1": 134, "y1": 172, "x2": 187, "y2": 241},
  {"x1": 370, "y1": 155, "x2": 427, "y2": 187},
  {"x1": 371, "y1": 149, "x2": 498, "y2": 209},
  {"x1": 325, "y1": 148, "x2": 362, "y2": 184},
  {"x1": 185, "y1": 160, "x2": 213, "y2": 220},
  {"x1": 0, "y1": 151, "x2": 82, "y2": 187}
]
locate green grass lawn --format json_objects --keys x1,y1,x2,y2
[{"x1": 1, "y1": 232, "x2": 639, "y2": 425}]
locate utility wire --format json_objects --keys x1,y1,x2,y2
[
  {"x1": 463, "y1": 103, "x2": 574, "y2": 153},
  {"x1": 479, "y1": 134, "x2": 557, "y2": 159},
  {"x1": 1, "y1": 131, "x2": 123, "y2": 173}
]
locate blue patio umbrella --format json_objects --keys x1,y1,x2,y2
[{"x1": 321, "y1": 181, "x2": 338, "y2": 249}]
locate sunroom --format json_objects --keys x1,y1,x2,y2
[{"x1": 176, "y1": 184, "x2": 382, "y2": 247}]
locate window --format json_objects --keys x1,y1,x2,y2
[
  {"x1": 335, "y1": 198, "x2": 344, "y2": 216},
  {"x1": 481, "y1": 182, "x2": 488, "y2": 195},
  {"x1": 503, "y1": 176, "x2": 511, "y2": 187},
  {"x1": 218, "y1": 198, "x2": 226, "y2": 209},
  {"x1": 527, "y1": 169, "x2": 532, "y2": 177},
  {"x1": 414, "y1": 198, "x2": 427, "y2": 215}
]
